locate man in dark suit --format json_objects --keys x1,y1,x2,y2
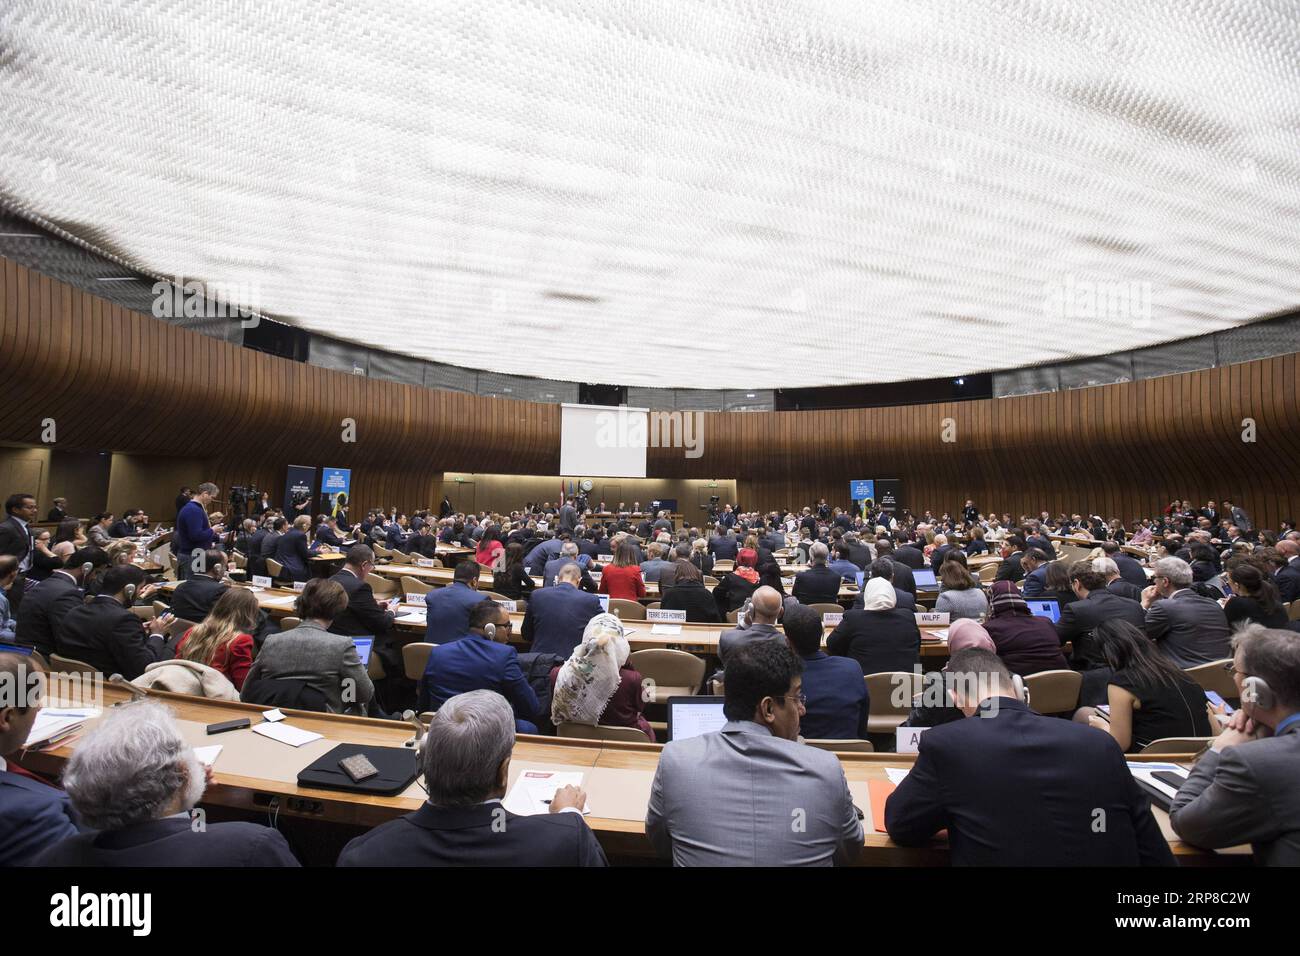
[
  {"x1": 54, "y1": 565, "x2": 175, "y2": 680},
  {"x1": 1170, "y1": 625, "x2": 1300, "y2": 865},
  {"x1": 843, "y1": 533, "x2": 872, "y2": 570},
  {"x1": 35, "y1": 700, "x2": 298, "y2": 866},
  {"x1": 339, "y1": 689, "x2": 606, "y2": 866},
  {"x1": 792, "y1": 543, "x2": 842, "y2": 606},
  {"x1": 928, "y1": 534, "x2": 957, "y2": 573},
  {"x1": 46, "y1": 498, "x2": 68, "y2": 523},
  {"x1": 314, "y1": 515, "x2": 345, "y2": 549},
  {"x1": 1019, "y1": 548, "x2": 1051, "y2": 597},
  {"x1": 0, "y1": 493, "x2": 37, "y2": 613},
  {"x1": 385, "y1": 515, "x2": 412, "y2": 553},
  {"x1": 708, "y1": 530, "x2": 739, "y2": 561},
  {"x1": 1275, "y1": 540, "x2": 1300, "y2": 604},
  {"x1": 424, "y1": 562, "x2": 492, "y2": 644},
  {"x1": 167, "y1": 549, "x2": 230, "y2": 623},
  {"x1": 894, "y1": 539, "x2": 926, "y2": 570},
  {"x1": 520, "y1": 564, "x2": 603, "y2": 658},
  {"x1": 886, "y1": 648, "x2": 1174, "y2": 866},
  {"x1": 993, "y1": 537, "x2": 1026, "y2": 583},
  {"x1": 257, "y1": 517, "x2": 286, "y2": 576},
  {"x1": 0, "y1": 653, "x2": 80, "y2": 866},
  {"x1": 15, "y1": 548, "x2": 106, "y2": 656},
  {"x1": 523, "y1": 536, "x2": 564, "y2": 576},
  {"x1": 1101, "y1": 542, "x2": 1148, "y2": 588},
  {"x1": 272, "y1": 515, "x2": 317, "y2": 582},
  {"x1": 1056, "y1": 561, "x2": 1147, "y2": 668},
  {"x1": 330, "y1": 545, "x2": 397, "y2": 638},
  {"x1": 1143, "y1": 557, "x2": 1231, "y2": 667},
  {"x1": 873, "y1": 541, "x2": 916, "y2": 596},
  {"x1": 784, "y1": 604, "x2": 870, "y2": 740},
  {"x1": 542, "y1": 542, "x2": 595, "y2": 590},
  {"x1": 417, "y1": 602, "x2": 540, "y2": 729}
]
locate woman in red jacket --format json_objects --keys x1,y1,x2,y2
[
  {"x1": 598, "y1": 539, "x2": 646, "y2": 601},
  {"x1": 174, "y1": 587, "x2": 259, "y2": 690}
]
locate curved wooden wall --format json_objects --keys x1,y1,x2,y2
[{"x1": 4, "y1": 256, "x2": 1299, "y2": 528}]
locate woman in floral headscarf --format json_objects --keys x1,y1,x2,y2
[
  {"x1": 711, "y1": 547, "x2": 761, "y2": 617},
  {"x1": 549, "y1": 613, "x2": 654, "y2": 741}
]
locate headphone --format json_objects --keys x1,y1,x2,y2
[
  {"x1": 1011, "y1": 673, "x2": 1029, "y2": 706},
  {"x1": 482, "y1": 622, "x2": 497, "y2": 641},
  {"x1": 80, "y1": 561, "x2": 93, "y2": 578},
  {"x1": 123, "y1": 583, "x2": 137, "y2": 603},
  {"x1": 1242, "y1": 675, "x2": 1275, "y2": 713}
]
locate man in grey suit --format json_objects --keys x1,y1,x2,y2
[
  {"x1": 717, "y1": 586, "x2": 785, "y2": 667},
  {"x1": 1171, "y1": 625, "x2": 1300, "y2": 865},
  {"x1": 557, "y1": 499, "x2": 578, "y2": 534},
  {"x1": 646, "y1": 639, "x2": 862, "y2": 866},
  {"x1": 1141, "y1": 557, "x2": 1231, "y2": 668}
]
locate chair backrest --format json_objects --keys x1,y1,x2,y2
[
  {"x1": 802, "y1": 738, "x2": 875, "y2": 753},
  {"x1": 482, "y1": 591, "x2": 513, "y2": 603},
  {"x1": 1289, "y1": 599, "x2": 1300, "y2": 621},
  {"x1": 279, "y1": 616, "x2": 301, "y2": 631},
  {"x1": 129, "y1": 604, "x2": 154, "y2": 621},
  {"x1": 865, "y1": 671, "x2": 923, "y2": 716},
  {"x1": 403, "y1": 642, "x2": 436, "y2": 681},
  {"x1": 703, "y1": 576, "x2": 720, "y2": 587},
  {"x1": 1140, "y1": 737, "x2": 1214, "y2": 755},
  {"x1": 628, "y1": 648, "x2": 706, "y2": 691},
  {"x1": 49, "y1": 653, "x2": 98, "y2": 676},
  {"x1": 367, "y1": 649, "x2": 386, "y2": 681},
  {"x1": 810, "y1": 602, "x2": 843, "y2": 615},
  {"x1": 1183, "y1": 659, "x2": 1237, "y2": 699},
  {"x1": 1022, "y1": 669, "x2": 1082, "y2": 714},
  {"x1": 152, "y1": 600, "x2": 169, "y2": 616},
  {"x1": 372, "y1": 544, "x2": 393, "y2": 559},
  {"x1": 265, "y1": 558, "x2": 285, "y2": 578},
  {"x1": 555, "y1": 721, "x2": 654, "y2": 743},
  {"x1": 400, "y1": 576, "x2": 433, "y2": 596},
  {"x1": 230, "y1": 550, "x2": 247, "y2": 570},
  {"x1": 978, "y1": 563, "x2": 998, "y2": 583},
  {"x1": 608, "y1": 598, "x2": 646, "y2": 621},
  {"x1": 645, "y1": 601, "x2": 661, "y2": 610},
  {"x1": 367, "y1": 572, "x2": 398, "y2": 597},
  {"x1": 167, "y1": 617, "x2": 198, "y2": 639},
  {"x1": 388, "y1": 551, "x2": 413, "y2": 565},
  {"x1": 712, "y1": 560, "x2": 734, "y2": 572}
]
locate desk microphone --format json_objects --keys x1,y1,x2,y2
[
  {"x1": 108, "y1": 674, "x2": 149, "y2": 703},
  {"x1": 401, "y1": 709, "x2": 427, "y2": 752}
]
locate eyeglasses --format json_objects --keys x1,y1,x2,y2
[
  {"x1": 777, "y1": 693, "x2": 807, "y2": 708},
  {"x1": 1222, "y1": 661, "x2": 1247, "y2": 677}
]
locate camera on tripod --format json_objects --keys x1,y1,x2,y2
[{"x1": 228, "y1": 485, "x2": 259, "y2": 518}]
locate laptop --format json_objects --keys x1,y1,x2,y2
[
  {"x1": 912, "y1": 569, "x2": 938, "y2": 588},
  {"x1": 1025, "y1": 599, "x2": 1061, "y2": 624},
  {"x1": 666, "y1": 696, "x2": 727, "y2": 742},
  {"x1": 351, "y1": 637, "x2": 375, "y2": 666}
]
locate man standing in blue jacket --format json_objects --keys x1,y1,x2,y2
[{"x1": 174, "y1": 481, "x2": 222, "y2": 580}]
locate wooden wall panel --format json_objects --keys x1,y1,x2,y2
[{"x1": 3, "y1": 256, "x2": 1299, "y2": 527}]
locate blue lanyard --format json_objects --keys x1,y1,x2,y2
[{"x1": 1274, "y1": 713, "x2": 1300, "y2": 737}]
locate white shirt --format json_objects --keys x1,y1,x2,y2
[{"x1": 13, "y1": 516, "x2": 31, "y2": 572}]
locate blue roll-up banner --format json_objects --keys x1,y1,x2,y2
[
  {"x1": 283, "y1": 465, "x2": 318, "y2": 517},
  {"x1": 322, "y1": 467, "x2": 351, "y2": 517},
  {"x1": 850, "y1": 479, "x2": 875, "y2": 502}
]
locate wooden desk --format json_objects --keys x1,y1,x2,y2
[{"x1": 24, "y1": 684, "x2": 1239, "y2": 864}]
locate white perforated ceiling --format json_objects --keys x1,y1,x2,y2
[{"x1": 1, "y1": 0, "x2": 1298, "y2": 389}]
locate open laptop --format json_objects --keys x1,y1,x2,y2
[
  {"x1": 1025, "y1": 599, "x2": 1061, "y2": 624},
  {"x1": 351, "y1": 637, "x2": 375, "y2": 666},
  {"x1": 666, "y1": 696, "x2": 727, "y2": 742},
  {"x1": 912, "y1": 568, "x2": 938, "y2": 588}
]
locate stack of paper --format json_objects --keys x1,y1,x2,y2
[
  {"x1": 252, "y1": 722, "x2": 323, "y2": 747},
  {"x1": 503, "y1": 770, "x2": 590, "y2": 816},
  {"x1": 25, "y1": 708, "x2": 100, "y2": 748}
]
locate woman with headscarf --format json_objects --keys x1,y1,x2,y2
[
  {"x1": 981, "y1": 580, "x2": 1069, "y2": 677},
  {"x1": 712, "y1": 547, "x2": 761, "y2": 617},
  {"x1": 549, "y1": 613, "x2": 654, "y2": 741},
  {"x1": 826, "y1": 577, "x2": 921, "y2": 675}
]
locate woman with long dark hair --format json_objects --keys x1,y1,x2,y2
[
  {"x1": 492, "y1": 542, "x2": 535, "y2": 600},
  {"x1": 1223, "y1": 557, "x2": 1287, "y2": 628},
  {"x1": 1072, "y1": 619, "x2": 1211, "y2": 752}
]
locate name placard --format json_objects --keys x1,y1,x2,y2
[
  {"x1": 598, "y1": 555, "x2": 614, "y2": 563},
  {"x1": 822, "y1": 612, "x2": 843, "y2": 626},
  {"x1": 646, "y1": 609, "x2": 687, "y2": 623},
  {"x1": 404, "y1": 592, "x2": 425, "y2": 606},
  {"x1": 415, "y1": 558, "x2": 435, "y2": 568},
  {"x1": 251, "y1": 575, "x2": 272, "y2": 589},
  {"x1": 293, "y1": 581, "x2": 307, "y2": 592},
  {"x1": 916, "y1": 611, "x2": 950, "y2": 626},
  {"x1": 496, "y1": 599, "x2": 517, "y2": 613},
  {"x1": 896, "y1": 725, "x2": 930, "y2": 754}
]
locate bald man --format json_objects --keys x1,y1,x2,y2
[
  {"x1": 1276, "y1": 539, "x2": 1300, "y2": 604},
  {"x1": 717, "y1": 586, "x2": 785, "y2": 668}
]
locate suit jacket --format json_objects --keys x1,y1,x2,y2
[
  {"x1": 272, "y1": 528, "x2": 315, "y2": 581},
  {"x1": 520, "y1": 583, "x2": 603, "y2": 658},
  {"x1": 646, "y1": 720, "x2": 862, "y2": 866},
  {"x1": 707, "y1": 536, "x2": 739, "y2": 560},
  {"x1": 717, "y1": 622, "x2": 784, "y2": 667},
  {"x1": 894, "y1": 545, "x2": 926, "y2": 570},
  {"x1": 885, "y1": 698, "x2": 1175, "y2": 866},
  {"x1": 0, "y1": 515, "x2": 31, "y2": 564},
  {"x1": 799, "y1": 652, "x2": 871, "y2": 740},
  {"x1": 423, "y1": 582, "x2": 490, "y2": 644},
  {"x1": 827, "y1": 608, "x2": 921, "y2": 675},
  {"x1": 929, "y1": 545, "x2": 956, "y2": 573},
  {"x1": 888, "y1": 560, "x2": 916, "y2": 596},
  {"x1": 243, "y1": 620, "x2": 373, "y2": 714},
  {"x1": 315, "y1": 524, "x2": 344, "y2": 548},
  {"x1": 1107, "y1": 578, "x2": 1145, "y2": 602},
  {"x1": 338, "y1": 800, "x2": 606, "y2": 866},
  {"x1": 55, "y1": 595, "x2": 172, "y2": 679},
  {"x1": 15, "y1": 571, "x2": 82, "y2": 656},
  {"x1": 1020, "y1": 565, "x2": 1049, "y2": 597},
  {"x1": 542, "y1": 556, "x2": 595, "y2": 590},
  {"x1": 1170, "y1": 720, "x2": 1300, "y2": 865},
  {"x1": 35, "y1": 816, "x2": 299, "y2": 866},
  {"x1": 1276, "y1": 558, "x2": 1300, "y2": 604},
  {"x1": 659, "y1": 580, "x2": 722, "y2": 623},
  {"x1": 558, "y1": 505, "x2": 579, "y2": 532},
  {"x1": 1144, "y1": 590, "x2": 1231, "y2": 668},
  {"x1": 994, "y1": 552, "x2": 1026, "y2": 583},
  {"x1": 524, "y1": 539, "x2": 563, "y2": 575},
  {"x1": 792, "y1": 566, "x2": 842, "y2": 606},
  {"x1": 1113, "y1": 553, "x2": 1149, "y2": 587},
  {"x1": 0, "y1": 764, "x2": 79, "y2": 866},
  {"x1": 1055, "y1": 590, "x2": 1147, "y2": 668},
  {"x1": 167, "y1": 576, "x2": 228, "y2": 624},
  {"x1": 417, "y1": 633, "x2": 539, "y2": 720},
  {"x1": 329, "y1": 568, "x2": 395, "y2": 638}
]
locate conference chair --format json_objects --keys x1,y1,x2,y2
[
  {"x1": 1022, "y1": 670, "x2": 1082, "y2": 715},
  {"x1": 129, "y1": 605, "x2": 155, "y2": 622},
  {"x1": 556, "y1": 721, "x2": 655, "y2": 744},
  {"x1": 387, "y1": 551, "x2": 413, "y2": 565},
  {"x1": 279, "y1": 617, "x2": 300, "y2": 631},
  {"x1": 152, "y1": 600, "x2": 169, "y2": 616},
  {"x1": 366, "y1": 572, "x2": 398, "y2": 598},
  {"x1": 1141, "y1": 737, "x2": 1214, "y2": 755},
  {"x1": 810, "y1": 602, "x2": 844, "y2": 616},
  {"x1": 1184, "y1": 659, "x2": 1238, "y2": 699},
  {"x1": 265, "y1": 558, "x2": 287, "y2": 582},
  {"x1": 49, "y1": 654, "x2": 99, "y2": 676},
  {"x1": 399, "y1": 576, "x2": 433, "y2": 596},
  {"x1": 482, "y1": 591, "x2": 514, "y2": 604},
  {"x1": 802, "y1": 739, "x2": 875, "y2": 753},
  {"x1": 367, "y1": 650, "x2": 385, "y2": 681},
  {"x1": 709, "y1": 679, "x2": 725, "y2": 695},
  {"x1": 1289, "y1": 599, "x2": 1300, "y2": 622},
  {"x1": 865, "y1": 671, "x2": 923, "y2": 735},
  {"x1": 166, "y1": 617, "x2": 197, "y2": 640},
  {"x1": 978, "y1": 563, "x2": 998, "y2": 584},
  {"x1": 230, "y1": 550, "x2": 246, "y2": 570},
  {"x1": 712, "y1": 560, "x2": 734, "y2": 572},
  {"x1": 402, "y1": 642, "x2": 436, "y2": 681},
  {"x1": 608, "y1": 599, "x2": 647, "y2": 621},
  {"x1": 629, "y1": 649, "x2": 706, "y2": 704},
  {"x1": 646, "y1": 601, "x2": 661, "y2": 610},
  {"x1": 703, "y1": 575, "x2": 720, "y2": 587}
]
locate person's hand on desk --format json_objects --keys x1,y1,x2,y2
[{"x1": 549, "y1": 784, "x2": 586, "y2": 814}]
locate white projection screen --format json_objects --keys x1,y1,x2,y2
[{"x1": 560, "y1": 404, "x2": 648, "y2": 478}]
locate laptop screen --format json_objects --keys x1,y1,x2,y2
[
  {"x1": 1026, "y1": 599, "x2": 1061, "y2": 624},
  {"x1": 667, "y1": 696, "x2": 727, "y2": 742},
  {"x1": 912, "y1": 569, "x2": 938, "y2": 588},
  {"x1": 352, "y1": 637, "x2": 374, "y2": 666}
]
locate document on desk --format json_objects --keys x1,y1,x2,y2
[
  {"x1": 252, "y1": 722, "x2": 323, "y2": 747},
  {"x1": 193, "y1": 745, "x2": 222, "y2": 766},
  {"x1": 883, "y1": 767, "x2": 911, "y2": 786},
  {"x1": 649, "y1": 623, "x2": 682, "y2": 635},
  {"x1": 25, "y1": 708, "x2": 100, "y2": 747},
  {"x1": 1127, "y1": 762, "x2": 1189, "y2": 800},
  {"x1": 503, "y1": 770, "x2": 590, "y2": 816},
  {"x1": 261, "y1": 594, "x2": 299, "y2": 609}
]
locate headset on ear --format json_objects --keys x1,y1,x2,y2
[
  {"x1": 1242, "y1": 675, "x2": 1274, "y2": 712},
  {"x1": 81, "y1": 562, "x2": 94, "y2": 578},
  {"x1": 483, "y1": 622, "x2": 497, "y2": 641},
  {"x1": 1011, "y1": 673, "x2": 1029, "y2": 706},
  {"x1": 123, "y1": 583, "x2": 137, "y2": 603}
]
